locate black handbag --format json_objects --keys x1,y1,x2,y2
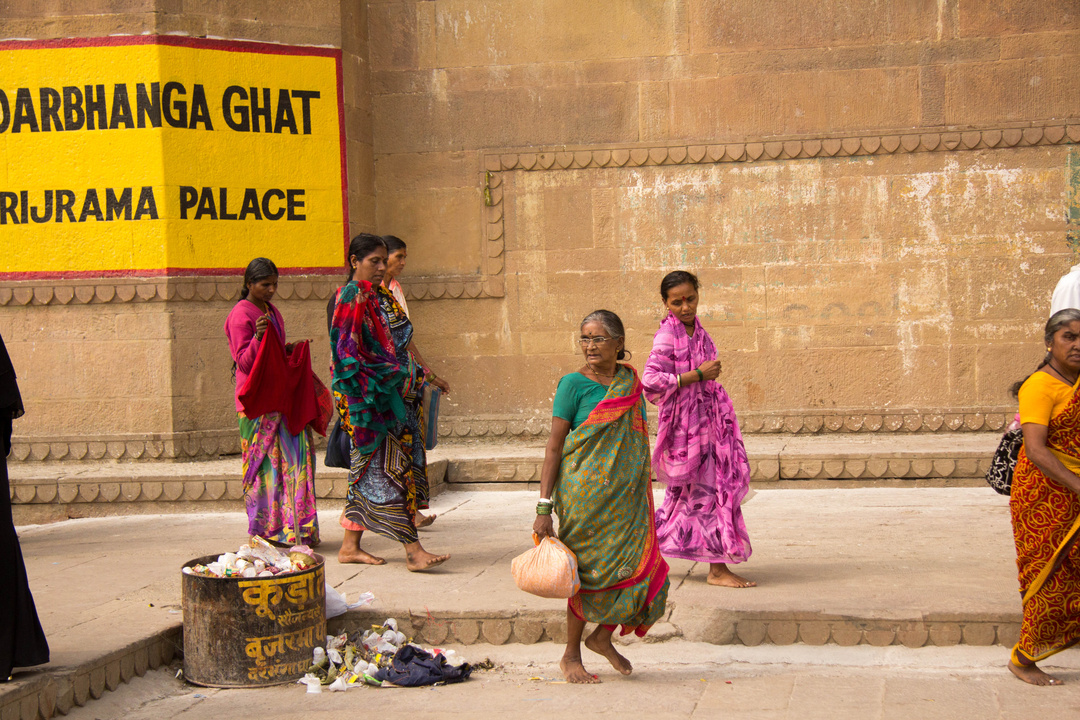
[
  {"x1": 324, "y1": 419, "x2": 351, "y2": 469},
  {"x1": 985, "y1": 427, "x2": 1023, "y2": 496}
]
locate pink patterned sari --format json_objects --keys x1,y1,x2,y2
[{"x1": 642, "y1": 312, "x2": 752, "y2": 564}]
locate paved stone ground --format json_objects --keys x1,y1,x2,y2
[
  {"x1": 60, "y1": 643, "x2": 1080, "y2": 720},
  {"x1": 4, "y1": 487, "x2": 1056, "y2": 718},
  {"x1": 16, "y1": 488, "x2": 1021, "y2": 655}
]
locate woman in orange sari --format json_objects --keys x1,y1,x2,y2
[{"x1": 1010, "y1": 308, "x2": 1080, "y2": 685}]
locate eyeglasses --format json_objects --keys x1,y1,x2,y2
[{"x1": 578, "y1": 336, "x2": 613, "y2": 348}]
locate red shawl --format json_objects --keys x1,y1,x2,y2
[{"x1": 237, "y1": 323, "x2": 327, "y2": 435}]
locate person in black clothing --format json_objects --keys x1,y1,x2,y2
[{"x1": 0, "y1": 331, "x2": 49, "y2": 681}]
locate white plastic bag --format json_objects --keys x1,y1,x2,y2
[{"x1": 325, "y1": 584, "x2": 375, "y2": 619}]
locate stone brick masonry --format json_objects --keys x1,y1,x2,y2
[{"x1": 1, "y1": 1, "x2": 1079, "y2": 461}]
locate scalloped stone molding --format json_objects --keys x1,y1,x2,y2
[
  {"x1": 443, "y1": 454, "x2": 991, "y2": 485},
  {"x1": 7, "y1": 409, "x2": 1008, "y2": 464},
  {"x1": 0, "y1": 276, "x2": 347, "y2": 307},
  {"x1": 9, "y1": 473, "x2": 354, "y2": 506},
  {"x1": 437, "y1": 410, "x2": 1013, "y2": 439},
  {"x1": 404, "y1": 612, "x2": 1018, "y2": 648},
  {"x1": 8, "y1": 430, "x2": 243, "y2": 463},
  {"x1": 483, "y1": 122, "x2": 1080, "y2": 174},
  {"x1": 0, "y1": 272, "x2": 507, "y2": 306}
]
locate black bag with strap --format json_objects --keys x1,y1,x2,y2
[
  {"x1": 324, "y1": 419, "x2": 351, "y2": 469},
  {"x1": 985, "y1": 427, "x2": 1023, "y2": 496}
]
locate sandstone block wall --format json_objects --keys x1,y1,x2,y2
[
  {"x1": 2, "y1": 1, "x2": 1080, "y2": 460},
  {"x1": 374, "y1": 0, "x2": 1080, "y2": 441}
]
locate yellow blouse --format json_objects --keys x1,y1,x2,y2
[{"x1": 1018, "y1": 370, "x2": 1077, "y2": 426}]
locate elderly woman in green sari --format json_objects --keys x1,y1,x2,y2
[{"x1": 533, "y1": 310, "x2": 670, "y2": 684}]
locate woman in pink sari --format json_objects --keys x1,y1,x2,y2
[{"x1": 642, "y1": 271, "x2": 754, "y2": 588}]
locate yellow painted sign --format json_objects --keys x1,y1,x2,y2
[{"x1": 0, "y1": 37, "x2": 346, "y2": 278}]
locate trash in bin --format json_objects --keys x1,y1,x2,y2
[{"x1": 181, "y1": 539, "x2": 326, "y2": 688}]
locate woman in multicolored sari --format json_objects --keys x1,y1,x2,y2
[
  {"x1": 642, "y1": 271, "x2": 754, "y2": 588},
  {"x1": 225, "y1": 257, "x2": 320, "y2": 546},
  {"x1": 330, "y1": 234, "x2": 450, "y2": 570},
  {"x1": 1009, "y1": 308, "x2": 1080, "y2": 686},
  {"x1": 379, "y1": 233, "x2": 447, "y2": 526},
  {"x1": 381, "y1": 235, "x2": 410, "y2": 318},
  {"x1": 534, "y1": 310, "x2": 670, "y2": 684}
]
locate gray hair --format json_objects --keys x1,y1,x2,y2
[
  {"x1": 1045, "y1": 309, "x2": 1080, "y2": 346},
  {"x1": 1009, "y1": 308, "x2": 1080, "y2": 398},
  {"x1": 580, "y1": 309, "x2": 628, "y2": 361}
]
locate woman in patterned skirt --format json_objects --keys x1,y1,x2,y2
[
  {"x1": 225, "y1": 257, "x2": 319, "y2": 546},
  {"x1": 329, "y1": 234, "x2": 449, "y2": 570},
  {"x1": 642, "y1": 271, "x2": 754, "y2": 588},
  {"x1": 1008, "y1": 308, "x2": 1080, "y2": 685}
]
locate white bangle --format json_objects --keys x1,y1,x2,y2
[{"x1": 537, "y1": 498, "x2": 553, "y2": 506}]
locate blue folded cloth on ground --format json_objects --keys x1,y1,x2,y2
[{"x1": 374, "y1": 645, "x2": 471, "y2": 687}]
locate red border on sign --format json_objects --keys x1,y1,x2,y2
[{"x1": 0, "y1": 35, "x2": 349, "y2": 280}]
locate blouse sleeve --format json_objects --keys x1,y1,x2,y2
[
  {"x1": 225, "y1": 307, "x2": 261, "y2": 374},
  {"x1": 642, "y1": 329, "x2": 679, "y2": 405},
  {"x1": 1018, "y1": 374, "x2": 1056, "y2": 426},
  {"x1": 552, "y1": 374, "x2": 579, "y2": 422}
]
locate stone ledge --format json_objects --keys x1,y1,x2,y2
[
  {"x1": 328, "y1": 607, "x2": 1021, "y2": 649},
  {"x1": 9, "y1": 459, "x2": 447, "y2": 518},
  {"x1": 441, "y1": 435, "x2": 1000, "y2": 484},
  {"x1": 484, "y1": 121, "x2": 1080, "y2": 172},
  {"x1": 0, "y1": 627, "x2": 180, "y2": 720},
  {"x1": 8, "y1": 430, "x2": 244, "y2": 463},
  {"x1": 9, "y1": 437, "x2": 997, "y2": 517},
  {"x1": 0, "y1": 276, "x2": 340, "y2": 307},
  {"x1": 6, "y1": 411, "x2": 1015, "y2": 463},
  {"x1": 0, "y1": 273, "x2": 505, "y2": 307},
  {"x1": 436, "y1": 410, "x2": 1015, "y2": 439}
]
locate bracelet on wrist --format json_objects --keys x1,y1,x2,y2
[
  {"x1": 695, "y1": 368, "x2": 704, "y2": 382},
  {"x1": 535, "y1": 504, "x2": 553, "y2": 516},
  {"x1": 537, "y1": 498, "x2": 553, "y2": 505}
]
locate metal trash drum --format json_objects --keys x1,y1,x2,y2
[{"x1": 181, "y1": 554, "x2": 326, "y2": 687}]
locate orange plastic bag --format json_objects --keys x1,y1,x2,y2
[{"x1": 511, "y1": 534, "x2": 581, "y2": 599}]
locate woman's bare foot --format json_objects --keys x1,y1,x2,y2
[
  {"x1": 560, "y1": 655, "x2": 600, "y2": 684},
  {"x1": 584, "y1": 629, "x2": 633, "y2": 676},
  {"x1": 337, "y1": 547, "x2": 386, "y2": 565},
  {"x1": 1009, "y1": 661, "x2": 1064, "y2": 686},
  {"x1": 707, "y1": 564, "x2": 756, "y2": 588},
  {"x1": 416, "y1": 512, "x2": 437, "y2": 528},
  {"x1": 405, "y1": 547, "x2": 450, "y2": 571}
]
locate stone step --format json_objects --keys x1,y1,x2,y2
[
  {"x1": 9, "y1": 434, "x2": 1003, "y2": 523},
  {"x1": 329, "y1": 608, "x2": 1017, "y2": 650},
  {"x1": 443, "y1": 434, "x2": 1001, "y2": 489},
  {"x1": 6, "y1": 488, "x2": 1019, "y2": 719}
]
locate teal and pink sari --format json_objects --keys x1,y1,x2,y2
[{"x1": 555, "y1": 365, "x2": 670, "y2": 636}]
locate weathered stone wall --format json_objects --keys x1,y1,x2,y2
[
  {"x1": 373, "y1": 0, "x2": 1080, "y2": 440},
  {"x1": 3, "y1": 1, "x2": 1080, "y2": 461}
]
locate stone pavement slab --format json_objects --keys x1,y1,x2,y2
[
  {"x1": 4, "y1": 487, "x2": 1026, "y2": 718},
  {"x1": 58, "y1": 643, "x2": 1080, "y2": 720}
]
